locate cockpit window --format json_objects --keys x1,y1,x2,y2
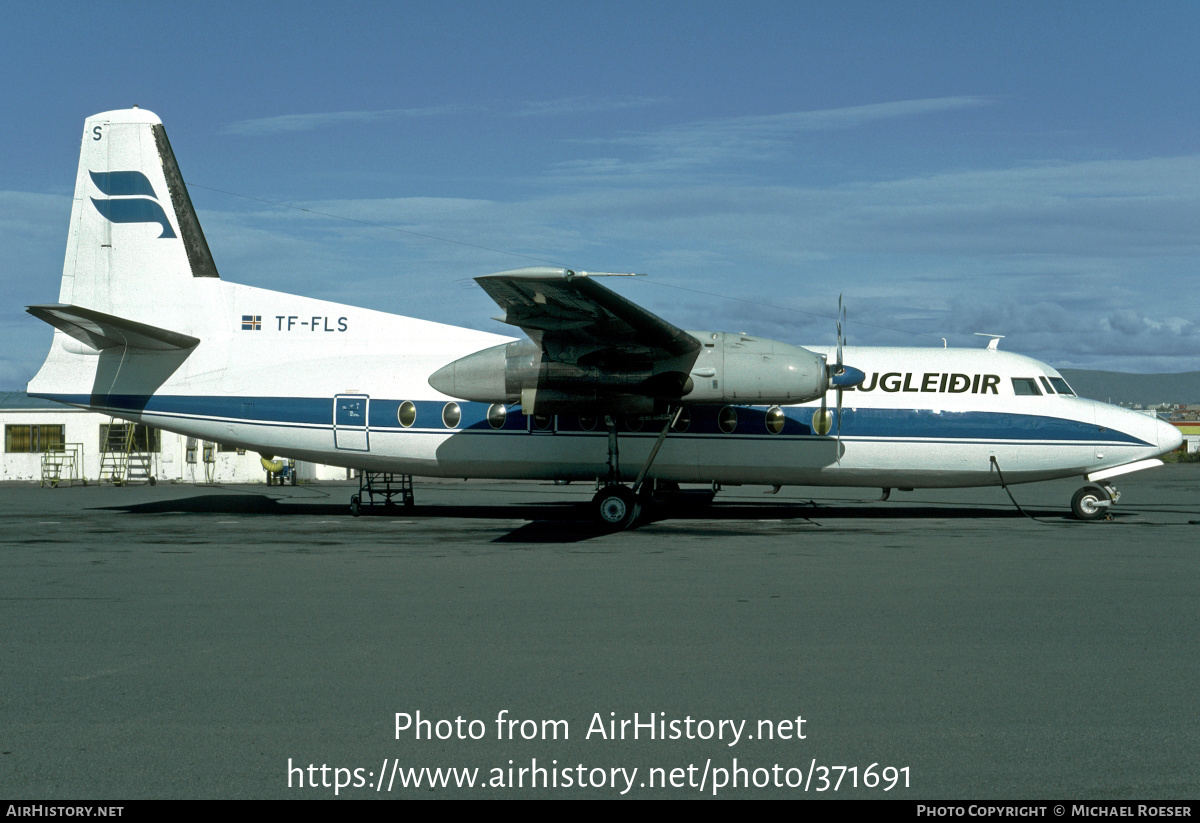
[
  {"x1": 1011, "y1": 378, "x2": 1042, "y2": 396},
  {"x1": 1039, "y1": 377, "x2": 1055, "y2": 394},
  {"x1": 1049, "y1": 377, "x2": 1075, "y2": 396}
]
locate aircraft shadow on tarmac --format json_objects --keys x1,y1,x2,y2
[{"x1": 92, "y1": 493, "x2": 1068, "y2": 543}]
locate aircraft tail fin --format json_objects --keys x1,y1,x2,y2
[{"x1": 58, "y1": 108, "x2": 218, "y2": 320}]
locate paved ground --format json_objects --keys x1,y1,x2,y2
[{"x1": 2, "y1": 465, "x2": 1198, "y2": 798}]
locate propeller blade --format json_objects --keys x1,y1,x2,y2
[
  {"x1": 835, "y1": 386, "x2": 843, "y2": 463},
  {"x1": 816, "y1": 356, "x2": 831, "y2": 437},
  {"x1": 836, "y1": 294, "x2": 844, "y2": 371}
]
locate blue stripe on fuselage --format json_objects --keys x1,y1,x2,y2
[{"x1": 34, "y1": 393, "x2": 1153, "y2": 446}]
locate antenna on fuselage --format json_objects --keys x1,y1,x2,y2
[{"x1": 974, "y1": 333, "x2": 1005, "y2": 350}]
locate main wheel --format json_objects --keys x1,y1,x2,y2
[
  {"x1": 593, "y1": 485, "x2": 640, "y2": 530},
  {"x1": 1071, "y1": 485, "x2": 1109, "y2": 521}
]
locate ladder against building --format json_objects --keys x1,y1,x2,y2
[
  {"x1": 40, "y1": 443, "x2": 84, "y2": 488},
  {"x1": 98, "y1": 420, "x2": 158, "y2": 486}
]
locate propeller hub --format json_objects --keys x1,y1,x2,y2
[{"x1": 829, "y1": 365, "x2": 865, "y2": 389}]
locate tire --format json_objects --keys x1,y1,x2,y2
[
  {"x1": 350, "y1": 496, "x2": 361, "y2": 517},
  {"x1": 1071, "y1": 485, "x2": 1109, "y2": 521},
  {"x1": 593, "y1": 485, "x2": 640, "y2": 530}
]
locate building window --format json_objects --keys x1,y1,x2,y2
[
  {"x1": 99, "y1": 423, "x2": 161, "y2": 452},
  {"x1": 5, "y1": 424, "x2": 65, "y2": 453}
]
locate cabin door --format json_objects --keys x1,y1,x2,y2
[{"x1": 333, "y1": 394, "x2": 370, "y2": 451}]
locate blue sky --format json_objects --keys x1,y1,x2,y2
[{"x1": 2, "y1": 1, "x2": 1198, "y2": 388}]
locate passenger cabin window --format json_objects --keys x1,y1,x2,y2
[
  {"x1": 397, "y1": 401, "x2": 417, "y2": 427},
  {"x1": 1039, "y1": 377, "x2": 1055, "y2": 394},
  {"x1": 765, "y1": 406, "x2": 785, "y2": 434},
  {"x1": 1011, "y1": 378, "x2": 1041, "y2": 396},
  {"x1": 486, "y1": 404, "x2": 506, "y2": 429},
  {"x1": 1049, "y1": 377, "x2": 1076, "y2": 396},
  {"x1": 718, "y1": 406, "x2": 738, "y2": 434}
]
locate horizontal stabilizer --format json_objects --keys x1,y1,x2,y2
[{"x1": 27, "y1": 304, "x2": 199, "y2": 351}]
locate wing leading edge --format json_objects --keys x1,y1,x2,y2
[{"x1": 476, "y1": 267, "x2": 699, "y2": 366}]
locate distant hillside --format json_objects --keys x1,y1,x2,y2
[{"x1": 1058, "y1": 370, "x2": 1200, "y2": 406}]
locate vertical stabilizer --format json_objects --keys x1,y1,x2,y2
[{"x1": 59, "y1": 108, "x2": 218, "y2": 319}]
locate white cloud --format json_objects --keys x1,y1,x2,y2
[
  {"x1": 512, "y1": 96, "x2": 663, "y2": 117},
  {"x1": 223, "y1": 106, "x2": 462, "y2": 136},
  {"x1": 221, "y1": 96, "x2": 661, "y2": 136},
  {"x1": 555, "y1": 96, "x2": 994, "y2": 178}
]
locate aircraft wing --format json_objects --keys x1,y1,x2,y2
[{"x1": 476, "y1": 267, "x2": 699, "y2": 366}]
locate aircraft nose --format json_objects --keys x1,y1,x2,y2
[{"x1": 1158, "y1": 417, "x2": 1184, "y2": 453}]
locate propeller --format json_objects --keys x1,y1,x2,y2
[{"x1": 819, "y1": 295, "x2": 865, "y2": 459}]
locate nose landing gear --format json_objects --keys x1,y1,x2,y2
[{"x1": 1071, "y1": 481, "x2": 1119, "y2": 521}]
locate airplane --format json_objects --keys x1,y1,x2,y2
[{"x1": 25, "y1": 108, "x2": 1184, "y2": 529}]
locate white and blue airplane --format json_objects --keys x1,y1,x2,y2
[{"x1": 26, "y1": 108, "x2": 1183, "y2": 528}]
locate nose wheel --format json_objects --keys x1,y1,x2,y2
[{"x1": 1071, "y1": 483, "x2": 1117, "y2": 521}]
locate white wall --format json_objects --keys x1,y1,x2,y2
[{"x1": 1, "y1": 407, "x2": 349, "y2": 483}]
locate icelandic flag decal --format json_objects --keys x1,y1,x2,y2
[{"x1": 241, "y1": 315, "x2": 261, "y2": 330}]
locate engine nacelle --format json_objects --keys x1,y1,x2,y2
[
  {"x1": 428, "y1": 340, "x2": 691, "y2": 413},
  {"x1": 428, "y1": 331, "x2": 828, "y2": 414},
  {"x1": 683, "y1": 331, "x2": 828, "y2": 405}
]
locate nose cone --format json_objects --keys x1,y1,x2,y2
[{"x1": 1158, "y1": 418, "x2": 1184, "y2": 454}]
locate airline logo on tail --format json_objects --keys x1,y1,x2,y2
[{"x1": 88, "y1": 170, "x2": 176, "y2": 238}]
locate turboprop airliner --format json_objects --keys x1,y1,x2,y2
[{"x1": 26, "y1": 108, "x2": 1183, "y2": 528}]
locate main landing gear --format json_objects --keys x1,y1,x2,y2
[
  {"x1": 1071, "y1": 481, "x2": 1119, "y2": 521},
  {"x1": 593, "y1": 484, "x2": 640, "y2": 530},
  {"x1": 592, "y1": 409, "x2": 682, "y2": 530}
]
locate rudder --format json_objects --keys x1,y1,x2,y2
[{"x1": 59, "y1": 108, "x2": 219, "y2": 319}]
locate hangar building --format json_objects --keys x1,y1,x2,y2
[{"x1": 1, "y1": 392, "x2": 347, "y2": 485}]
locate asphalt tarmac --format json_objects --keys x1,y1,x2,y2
[{"x1": 3, "y1": 465, "x2": 1198, "y2": 799}]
